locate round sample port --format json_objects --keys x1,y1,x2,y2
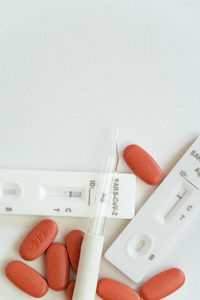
[
  {"x1": 0, "y1": 182, "x2": 22, "y2": 200},
  {"x1": 126, "y1": 233, "x2": 154, "y2": 259}
]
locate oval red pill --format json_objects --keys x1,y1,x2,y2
[
  {"x1": 46, "y1": 242, "x2": 69, "y2": 291},
  {"x1": 97, "y1": 278, "x2": 141, "y2": 300},
  {"x1": 5, "y1": 260, "x2": 48, "y2": 298},
  {"x1": 19, "y1": 219, "x2": 58, "y2": 261},
  {"x1": 140, "y1": 268, "x2": 185, "y2": 300},
  {"x1": 66, "y1": 230, "x2": 84, "y2": 273},
  {"x1": 123, "y1": 145, "x2": 163, "y2": 185},
  {"x1": 66, "y1": 281, "x2": 75, "y2": 300}
]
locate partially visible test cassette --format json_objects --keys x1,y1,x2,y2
[
  {"x1": 0, "y1": 170, "x2": 135, "y2": 219},
  {"x1": 105, "y1": 137, "x2": 200, "y2": 282}
]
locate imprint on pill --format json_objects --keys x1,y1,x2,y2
[
  {"x1": 29, "y1": 231, "x2": 46, "y2": 249},
  {"x1": 20, "y1": 219, "x2": 58, "y2": 261}
]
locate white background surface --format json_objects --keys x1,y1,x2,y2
[{"x1": 0, "y1": 0, "x2": 200, "y2": 299}]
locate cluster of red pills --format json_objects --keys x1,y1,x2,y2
[
  {"x1": 5, "y1": 219, "x2": 84, "y2": 298},
  {"x1": 5, "y1": 219, "x2": 185, "y2": 299}
]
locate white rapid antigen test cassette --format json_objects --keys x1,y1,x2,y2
[
  {"x1": 105, "y1": 137, "x2": 200, "y2": 282},
  {"x1": 0, "y1": 170, "x2": 135, "y2": 219}
]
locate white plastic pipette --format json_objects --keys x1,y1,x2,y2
[{"x1": 72, "y1": 129, "x2": 119, "y2": 300}]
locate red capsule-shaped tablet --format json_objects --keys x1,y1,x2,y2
[
  {"x1": 123, "y1": 145, "x2": 163, "y2": 185},
  {"x1": 97, "y1": 278, "x2": 141, "y2": 300},
  {"x1": 19, "y1": 219, "x2": 58, "y2": 261},
  {"x1": 140, "y1": 268, "x2": 185, "y2": 300},
  {"x1": 46, "y1": 242, "x2": 69, "y2": 291},
  {"x1": 66, "y1": 281, "x2": 75, "y2": 300},
  {"x1": 66, "y1": 230, "x2": 84, "y2": 273},
  {"x1": 5, "y1": 260, "x2": 48, "y2": 298}
]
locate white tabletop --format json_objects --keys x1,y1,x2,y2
[{"x1": 0, "y1": 0, "x2": 200, "y2": 299}]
